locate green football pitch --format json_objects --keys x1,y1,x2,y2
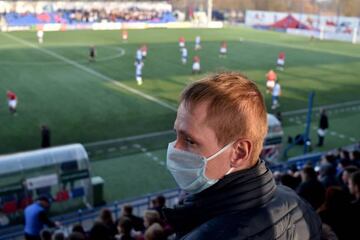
[{"x1": 0, "y1": 27, "x2": 359, "y2": 202}]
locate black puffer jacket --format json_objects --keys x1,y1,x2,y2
[{"x1": 163, "y1": 160, "x2": 322, "y2": 240}]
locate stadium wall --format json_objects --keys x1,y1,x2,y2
[{"x1": 245, "y1": 10, "x2": 360, "y2": 43}]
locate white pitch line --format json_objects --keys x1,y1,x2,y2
[
  {"x1": 135, "y1": 144, "x2": 165, "y2": 167},
  {"x1": 282, "y1": 100, "x2": 360, "y2": 116},
  {"x1": 2, "y1": 32, "x2": 177, "y2": 112}
]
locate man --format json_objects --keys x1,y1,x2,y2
[
  {"x1": 141, "y1": 44, "x2": 148, "y2": 59},
  {"x1": 7, "y1": 90, "x2": 17, "y2": 115},
  {"x1": 122, "y1": 29, "x2": 128, "y2": 41},
  {"x1": 219, "y1": 41, "x2": 227, "y2": 58},
  {"x1": 119, "y1": 204, "x2": 144, "y2": 232},
  {"x1": 297, "y1": 166, "x2": 325, "y2": 210},
  {"x1": 24, "y1": 197, "x2": 59, "y2": 240},
  {"x1": 135, "y1": 61, "x2": 144, "y2": 85},
  {"x1": 41, "y1": 125, "x2": 51, "y2": 148},
  {"x1": 135, "y1": 48, "x2": 143, "y2": 64},
  {"x1": 179, "y1": 36, "x2": 185, "y2": 48},
  {"x1": 265, "y1": 69, "x2": 277, "y2": 94},
  {"x1": 192, "y1": 56, "x2": 200, "y2": 74},
  {"x1": 89, "y1": 45, "x2": 96, "y2": 62},
  {"x1": 276, "y1": 51, "x2": 285, "y2": 71},
  {"x1": 194, "y1": 36, "x2": 201, "y2": 50},
  {"x1": 181, "y1": 47, "x2": 188, "y2": 64},
  {"x1": 317, "y1": 109, "x2": 329, "y2": 147},
  {"x1": 271, "y1": 80, "x2": 281, "y2": 110},
  {"x1": 37, "y1": 30, "x2": 44, "y2": 44},
  {"x1": 163, "y1": 72, "x2": 321, "y2": 240}
]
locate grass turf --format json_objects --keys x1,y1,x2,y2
[{"x1": 0, "y1": 27, "x2": 359, "y2": 201}]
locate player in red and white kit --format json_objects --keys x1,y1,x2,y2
[
  {"x1": 276, "y1": 52, "x2": 285, "y2": 71},
  {"x1": 141, "y1": 44, "x2": 148, "y2": 59},
  {"x1": 7, "y1": 90, "x2": 17, "y2": 115},
  {"x1": 179, "y1": 36, "x2": 185, "y2": 49},
  {"x1": 219, "y1": 41, "x2": 227, "y2": 58},
  {"x1": 266, "y1": 70, "x2": 277, "y2": 94},
  {"x1": 192, "y1": 56, "x2": 201, "y2": 74},
  {"x1": 122, "y1": 30, "x2": 128, "y2": 42}
]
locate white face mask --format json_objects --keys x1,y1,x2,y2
[{"x1": 166, "y1": 141, "x2": 234, "y2": 194}]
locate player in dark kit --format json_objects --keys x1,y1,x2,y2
[{"x1": 89, "y1": 45, "x2": 96, "y2": 62}]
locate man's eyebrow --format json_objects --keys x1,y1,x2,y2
[{"x1": 176, "y1": 129, "x2": 200, "y2": 143}]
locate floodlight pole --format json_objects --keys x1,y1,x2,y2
[{"x1": 207, "y1": 0, "x2": 213, "y2": 23}]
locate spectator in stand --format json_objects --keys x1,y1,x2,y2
[
  {"x1": 163, "y1": 72, "x2": 321, "y2": 239},
  {"x1": 143, "y1": 210, "x2": 162, "y2": 229},
  {"x1": 40, "y1": 229, "x2": 52, "y2": 240},
  {"x1": 119, "y1": 205, "x2": 144, "y2": 232},
  {"x1": 150, "y1": 195, "x2": 166, "y2": 220},
  {"x1": 297, "y1": 166, "x2": 326, "y2": 210},
  {"x1": 52, "y1": 231, "x2": 65, "y2": 240},
  {"x1": 68, "y1": 232, "x2": 86, "y2": 240},
  {"x1": 349, "y1": 170, "x2": 360, "y2": 207},
  {"x1": 341, "y1": 165, "x2": 359, "y2": 196},
  {"x1": 280, "y1": 173, "x2": 300, "y2": 190},
  {"x1": 350, "y1": 150, "x2": 360, "y2": 166},
  {"x1": 89, "y1": 221, "x2": 113, "y2": 240},
  {"x1": 317, "y1": 186, "x2": 354, "y2": 240},
  {"x1": 100, "y1": 208, "x2": 118, "y2": 238},
  {"x1": 72, "y1": 223, "x2": 87, "y2": 239},
  {"x1": 116, "y1": 217, "x2": 135, "y2": 240},
  {"x1": 144, "y1": 223, "x2": 166, "y2": 240},
  {"x1": 319, "y1": 162, "x2": 339, "y2": 188}
]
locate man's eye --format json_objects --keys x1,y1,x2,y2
[{"x1": 185, "y1": 138, "x2": 195, "y2": 145}]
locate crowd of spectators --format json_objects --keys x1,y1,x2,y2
[
  {"x1": 61, "y1": 8, "x2": 166, "y2": 23},
  {"x1": 4, "y1": 7, "x2": 174, "y2": 25},
  {"x1": 274, "y1": 148, "x2": 360, "y2": 239},
  {"x1": 36, "y1": 195, "x2": 173, "y2": 240}
]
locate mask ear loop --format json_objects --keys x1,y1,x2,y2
[
  {"x1": 206, "y1": 141, "x2": 235, "y2": 162},
  {"x1": 203, "y1": 141, "x2": 235, "y2": 180}
]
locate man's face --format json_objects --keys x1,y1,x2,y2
[
  {"x1": 342, "y1": 171, "x2": 350, "y2": 185},
  {"x1": 348, "y1": 179, "x2": 355, "y2": 195},
  {"x1": 173, "y1": 101, "x2": 233, "y2": 180}
]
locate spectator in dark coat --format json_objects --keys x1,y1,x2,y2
[
  {"x1": 89, "y1": 221, "x2": 113, "y2": 240},
  {"x1": 163, "y1": 72, "x2": 322, "y2": 240},
  {"x1": 100, "y1": 208, "x2": 117, "y2": 238},
  {"x1": 116, "y1": 217, "x2": 135, "y2": 240},
  {"x1": 120, "y1": 205, "x2": 144, "y2": 232},
  {"x1": 297, "y1": 166, "x2": 326, "y2": 210},
  {"x1": 317, "y1": 187, "x2": 354, "y2": 240}
]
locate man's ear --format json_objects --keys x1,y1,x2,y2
[{"x1": 230, "y1": 139, "x2": 252, "y2": 169}]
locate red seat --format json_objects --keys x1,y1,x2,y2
[
  {"x1": 55, "y1": 190, "x2": 70, "y2": 202},
  {"x1": 2, "y1": 201, "x2": 17, "y2": 214}
]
